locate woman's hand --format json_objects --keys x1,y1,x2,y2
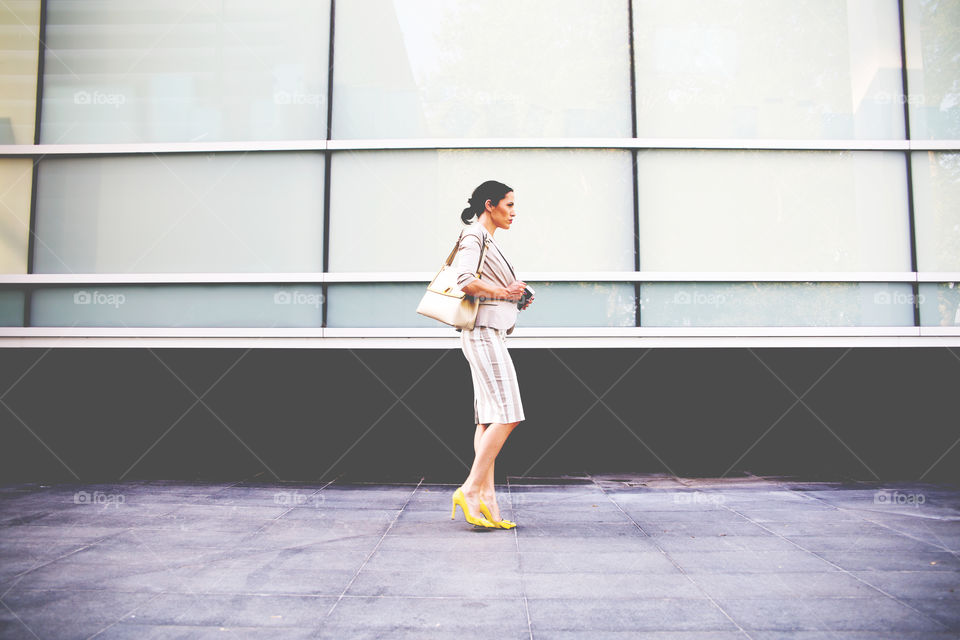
[
  {"x1": 519, "y1": 292, "x2": 534, "y2": 310},
  {"x1": 500, "y1": 281, "x2": 526, "y2": 302}
]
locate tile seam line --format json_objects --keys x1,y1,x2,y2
[
  {"x1": 320, "y1": 476, "x2": 424, "y2": 623},
  {"x1": 507, "y1": 474, "x2": 534, "y2": 640},
  {"x1": 587, "y1": 473, "x2": 756, "y2": 640},
  {"x1": 725, "y1": 472, "x2": 954, "y2": 632}
]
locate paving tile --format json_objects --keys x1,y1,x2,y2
[
  {"x1": 520, "y1": 550, "x2": 680, "y2": 574},
  {"x1": 785, "y1": 534, "x2": 946, "y2": 553},
  {"x1": 375, "y1": 531, "x2": 516, "y2": 552},
  {"x1": 522, "y1": 572, "x2": 701, "y2": 598},
  {"x1": 849, "y1": 570, "x2": 960, "y2": 600},
  {"x1": 117, "y1": 592, "x2": 334, "y2": 627},
  {"x1": 667, "y1": 550, "x2": 840, "y2": 573},
  {"x1": 758, "y1": 521, "x2": 898, "y2": 537},
  {"x1": 899, "y1": 597, "x2": 960, "y2": 631},
  {"x1": 94, "y1": 624, "x2": 318, "y2": 639},
  {"x1": 652, "y1": 534, "x2": 799, "y2": 553},
  {"x1": 526, "y1": 597, "x2": 736, "y2": 632},
  {"x1": 814, "y1": 550, "x2": 960, "y2": 572},
  {"x1": 713, "y1": 596, "x2": 948, "y2": 632},
  {"x1": 749, "y1": 632, "x2": 960, "y2": 639},
  {"x1": 643, "y1": 521, "x2": 771, "y2": 537},
  {"x1": 543, "y1": 633, "x2": 746, "y2": 640},
  {"x1": 4, "y1": 559, "x2": 204, "y2": 593},
  {"x1": 179, "y1": 565, "x2": 356, "y2": 596},
  {"x1": 346, "y1": 568, "x2": 523, "y2": 597},
  {"x1": 0, "y1": 588, "x2": 160, "y2": 640},
  {"x1": 689, "y1": 571, "x2": 881, "y2": 598},
  {"x1": 362, "y1": 549, "x2": 519, "y2": 573},
  {"x1": 321, "y1": 595, "x2": 528, "y2": 634}
]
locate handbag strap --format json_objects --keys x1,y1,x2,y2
[{"x1": 445, "y1": 228, "x2": 491, "y2": 278}]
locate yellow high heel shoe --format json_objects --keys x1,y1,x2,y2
[
  {"x1": 451, "y1": 488, "x2": 496, "y2": 528},
  {"x1": 479, "y1": 498, "x2": 517, "y2": 529}
]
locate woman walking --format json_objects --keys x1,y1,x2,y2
[{"x1": 450, "y1": 180, "x2": 534, "y2": 529}]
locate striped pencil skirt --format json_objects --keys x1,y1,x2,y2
[{"x1": 460, "y1": 326, "x2": 525, "y2": 426}]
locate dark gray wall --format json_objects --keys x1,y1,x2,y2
[{"x1": 0, "y1": 347, "x2": 957, "y2": 484}]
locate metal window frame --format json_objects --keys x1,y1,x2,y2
[
  {"x1": 1, "y1": 139, "x2": 958, "y2": 157},
  {"x1": 0, "y1": 271, "x2": 953, "y2": 284}
]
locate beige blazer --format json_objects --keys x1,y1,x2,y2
[{"x1": 455, "y1": 222, "x2": 520, "y2": 334}]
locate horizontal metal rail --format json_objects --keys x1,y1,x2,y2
[
  {"x1": 2, "y1": 271, "x2": 956, "y2": 284},
  {"x1": 1, "y1": 138, "x2": 958, "y2": 157}
]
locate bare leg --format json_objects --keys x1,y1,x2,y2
[
  {"x1": 461, "y1": 421, "x2": 520, "y2": 518},
  {"x1": 473, "y1": 424, "x2": 500, "y2": 521}
]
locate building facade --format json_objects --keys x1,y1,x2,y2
[{"x1": 0, "y1": 1, "x2": 958, "y2": 482}]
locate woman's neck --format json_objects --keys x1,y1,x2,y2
[{"x1": 479, "y1": 215, "x2": 497, "y2": 237}]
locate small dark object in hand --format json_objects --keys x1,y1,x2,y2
[{"x1": 517, "y1": 285, "x2": 535, "y2": 310}]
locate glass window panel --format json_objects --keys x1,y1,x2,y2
[
  {"x1": 0, "y1": 0, "x2": 40, "y2": 144},
  {"x1": 329, "y1": 149, "x2": 635, "y2": 272},
  {"x1": 904, "y1": 0, "x2": 960, "y2": 139},
  {"x1": 0, "y1": 159, "x2": 32, "y2": 273},
  {"x1": 918, "y1": 282, "x2": 960, "y2": 326},
  {"x1": 510, "y1": 282, "x2": 635, "y2": 327},
  {"x1": 632, "y1": 0, "x2": 904, "y2": 139},
  {"x1": 40, "y1": 1, "x2": 329, "y2": 143},
  {"x1": 326, "y1": 281, "x2": 635, "y2": 328},
  {"x1": 637, "y1": 150, "x2": 910, "y2": 272},
  {"x1": 0, "y1": 289, "x2": 24, "y2": 326},
  {"x1": 640, "y1": 282, "x2": 915, "y2": 326},
  {"x1": 912, "y1": 152, "x2": 960, "y2": 271},
  {"x1": 30, "y1": 285, "x2": 323, "y2": 327},
  {"x1": 326, "y1": 283, "x2": 440, "y2": 328},
  {"x1": 332, "y1": 0, "x2": 631, "y2": 138},
  {"x1": 34, "y1": 152, "x2": 324, "y2": 273}
]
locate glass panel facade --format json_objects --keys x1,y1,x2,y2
[
  {"x1": 1, "y1": 2, "x2": 945, "y2": 336},
  {"x1": 40, "y1": 1, "x2": 330, "y2": 143},
  {"x1": 904, "y1": 0, "x2": 960, "y2": 139},
  {"x1": 0, "y1": 159, "x2": 32, "y2": 273},
  {"x1": 632, "y1": 0, "x2": 905, "y2": 139},
  {"x1": 30, "y1": 285, "x2": 323, "y2": 327},
  {"x1": 328, "y1": 149, "x2": 635, "y2": 272},
  {"x1": 34, "y1": 153, "x2": 325, "y2": 273},
  {"x1": 637, "y1": 150, "x2": 911, "y2": 272},
  {"x1": 0, "y1": 0, "x2": 40, "y2": 144},
  {"x1": 326, "y1": 283, "x2": 439, "y2": 328},
  {"x1": 332, "y1": 0, "x2": 631, "y2": 138},
  {"x1": 918, "y1": 283, "x2": 960, "y2": 326},
  {"x1": 326, "y1": 282, "x2": 635, "y2": 328},
  {"x1": 0, "y1": 289, "x2": 24, "y2": 326},
  {"x1": 912, "y1": 151, "x2": 960, "y2": 272},
  {"x1": 510, "y1": 282, "x2": 635, "y2": 328},
  {"x1": 640, "y1": 282, "x2": 916, "y2": 327}
]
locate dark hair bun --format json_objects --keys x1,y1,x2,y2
[{"x1": 460, "y1": 180, "x2": 513, "y2": 224}]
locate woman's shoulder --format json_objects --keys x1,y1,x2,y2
[{"x1": 461, "y1": 222, "x2": 488, "y2": 243}]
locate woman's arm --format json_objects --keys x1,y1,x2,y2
[{"x1": 455, "y1": 232, "x2": 525, "y2": 301}]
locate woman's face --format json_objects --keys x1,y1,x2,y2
[{"x1": 485, "y1": 191, "x2": 516, "y2": 230}]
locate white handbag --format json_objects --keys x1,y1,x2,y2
[{"x1": 416, "y1": 229, "x2": 490, "y2": 330}]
